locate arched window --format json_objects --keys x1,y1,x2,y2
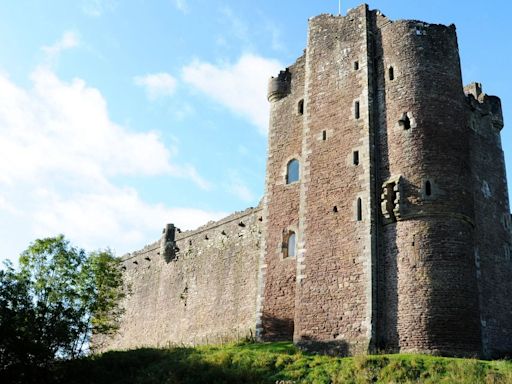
[
  {"x1": 389, "y1": 66, "x2": 394, "y2": 80},
  {"x1": 298, "y1": 99, "x2": 304, "y2": 115},
  {"x1": 287, "y1": 231, "x2": 296, "y2": 258},
  {"x1": 286, "y1": 159, "x2": 300, "y2": 184}
]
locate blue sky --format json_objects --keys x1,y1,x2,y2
[{"x1": 0, "y1": 0, "x2": 510, "y2": 262}]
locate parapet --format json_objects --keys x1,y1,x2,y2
[
  {"x1": 465, "y1": 82, "x2": 483, "y2": 101},
  {"x1": 465, "y1": 82, "x2": 504, "y2": 130}
]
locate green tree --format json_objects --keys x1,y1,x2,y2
[{"x1": 0, "y1": 235, "x2": 124, "y2": 383}]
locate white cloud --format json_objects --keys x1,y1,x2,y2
[
  {"x1": 41, "y1": 31, "x2": 79, "y2": 59},
  {"x1": 182, "y1": 54, "x2": 283, "y2": 134},
  {"x1": 31, "y1": 186, "x2": 226, "y2": 252},
  {"x1": 134, "y1": 72, "x2": 177, "y2": 100},
  {"x1": 0, "y1": 67, "x2": 200, "y2": 184},
  {"x1": 173, "y1": 0, "x2": 189, "y2": 14},
  {"x1": 0, "y1": 67, "x2": 216, "y2": 263},
  {"x1": 0, "y1": 195, "x2": 19, "y2": 215}
]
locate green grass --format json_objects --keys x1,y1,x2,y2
[{"x1": 54, "y1": 341, "x2": 512, "y2": 384}]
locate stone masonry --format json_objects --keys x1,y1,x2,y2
[
  {"x1": 98, "y1": 207, "x2": 263, "y2": 350},
  {"x1": 101, "y1": 4, "x2": 512, "y2": 359}
]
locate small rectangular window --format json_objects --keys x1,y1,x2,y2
[
  {"x1": 354, "y1": 61, "x2": 359, "y2": 70},
  {"x1": 355, "y1": 101, "x2": 360, "y2": 119},
  {"x1": 425, "y1": 180, "x2": 432, "y2": 196},
  {"x1": 353, "y1": 151, "x2": 359, "y2": 165},
  {"x1": 298, "y1": 99, "x2": 304, "y2": 115},
  {"x1": 389, "y1": 67, "x2": 394, "y2": 81},
  {"x1": 322, "y1": 130, "x2": 327, "y2": 140}
]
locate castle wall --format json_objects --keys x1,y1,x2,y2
[
  {"x1": 99, "y1": 207, "x2": 262, "y2": 350},
  {"x1": 293, "y1": 6, "x2": 375, "y2": 354},
  {"x1": 258, "y1": 56, "x2": 305, "y2": 340},
  {"x1": 100, "y1": 5, "x2": 511, "y2": 359},
  {"x1": 466, "y1": 88, "x2": 512, "y2": 358},
  {"x1": 374, "y1": 16, "x2": 481, "y2": 356}
]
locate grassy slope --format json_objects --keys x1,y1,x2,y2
[{"x1": 57, "y1": 342, "x2": 512, "y2": 384}]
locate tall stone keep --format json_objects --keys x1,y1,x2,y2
[
  {"x1": 101, "y1": 3, "x2": 511, "y2": 360},
  {"x1": 257, "y1": 4, "x2": 512, "y2": 358}
]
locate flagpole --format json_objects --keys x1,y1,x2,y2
[{"x1": 338, "y1": 0, "x2": 341, "y2": 15}]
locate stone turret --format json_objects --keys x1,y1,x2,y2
[{"x1": 267, "y1": 68, "x2": 291, "y2": 102}]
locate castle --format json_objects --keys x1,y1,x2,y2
[{"x1": 101, "y1": 4, "x2": 512, "y2": 359}]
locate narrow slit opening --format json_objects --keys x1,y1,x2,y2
[
  {"x1": 425, "y1": 180, "x2": 432, "y2": 196},
  {"x1": 353, "y1": 150, "x2": 359, "y2": 165},
  {"x1": 298, "y1": 99, "x2": 304, "y2": 115},
  {"x1": 357, "y1": 198, "x2": 362, "y2": 221}
]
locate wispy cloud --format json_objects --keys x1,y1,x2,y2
[
  {"x1": 265, "y1": 21, "x2": 284, "y2": 51},
  {"x1": 215, "y1": 8, "x2": 283, "y2": 53},
  {"x1": 81, "y1": 0, "x2": 117, "y2": 17},
  {"x1": 172, "y1": 0, "x2": 189, "y2": 14},
  {"x1": 226, "y1": 172, "x2": 255, "y2": 203},
  {"x1": 41, "y1": 31, "x2": 79, "y2": 60},
  {"x1": 220, "y1": 6, "x2": 249, "y2": 44},
  {"x1": 134, "y1": 72, "x2": 177, "y2": 100},
  {"x1": 172, "y1": 102, "x2": 195, "y2": 121},
  {"x1": 0, "y1": 66, "x2": 215, "y2": 262},
  {"x1": 182, "y1": 54, "x2": 283, "y2": 134}
]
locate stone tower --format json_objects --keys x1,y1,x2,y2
[{"x1": 257, "y1": 4, "x2": 512, "y2": 358}]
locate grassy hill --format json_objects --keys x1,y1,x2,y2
[{"x1": 56, "y1": 341, "x2": 512, "y2": 384}]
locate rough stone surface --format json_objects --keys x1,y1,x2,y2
[
  {"x1": 97, "y1": 207, "x2": 262, "y2": 350},
  {"x1": 101, "y1": 4, "x2": 511, "y2": 359},
  {"x1": 260, "y1": 4, "x2": 511, "y2": 358}
]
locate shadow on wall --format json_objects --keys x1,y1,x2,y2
[
  {"x1": 295, "y1": 334, "x2": 350, "y2": 357},
  {"x1": 377, "y1": 222, "x2": 399, "y2": 354},
  {"x1": 369, "y1": 12, "x2": 400, "y2": 355},
  {"x1": 260, "y1": 314, "x2": 351, "y2": 356},
  {"x1": 260, "y1": 315, "x2": 356, "y2": 356},
  {"x1": 260, "y1": 314, "x2": 294, "y2": 342}
]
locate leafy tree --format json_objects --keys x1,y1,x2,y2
[{"x1": 0, "y1": 235, "x2": 124, "y2": 383}]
